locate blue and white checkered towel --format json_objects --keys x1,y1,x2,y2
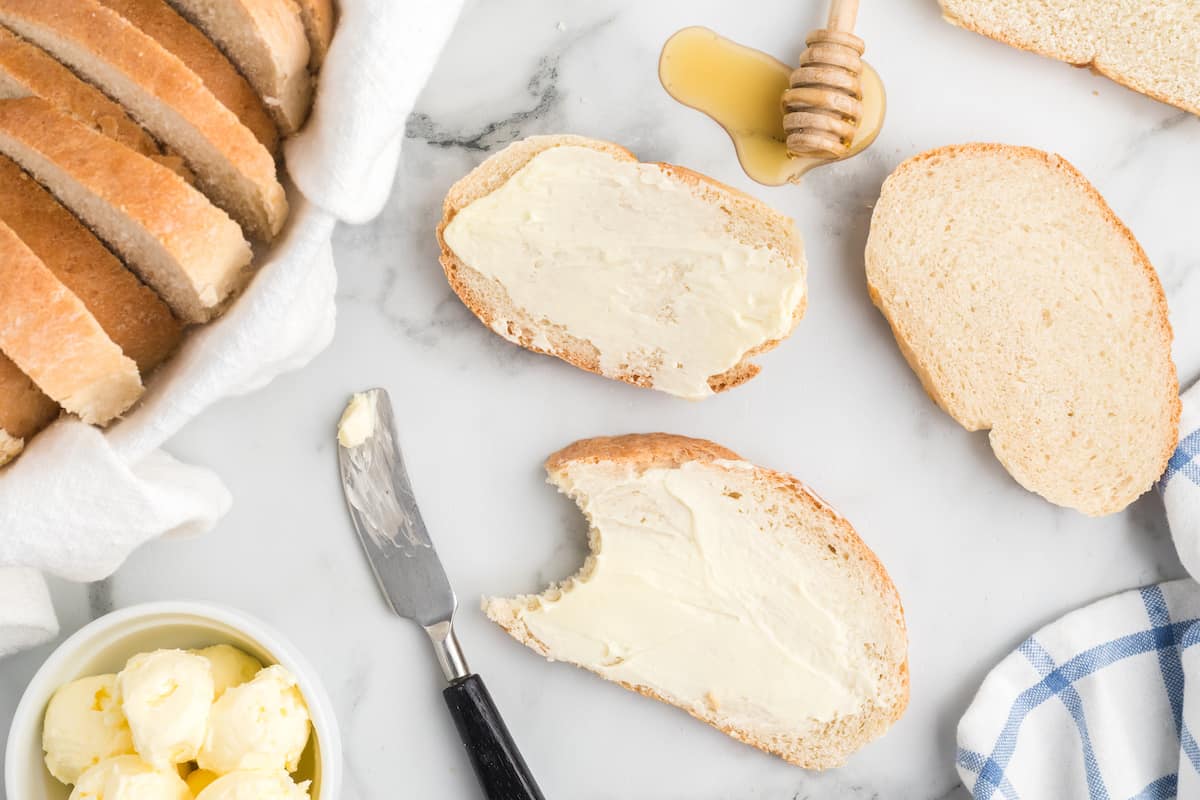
[{"x1": 958, "y1": 382, "x2": 1200, "y2": 799}]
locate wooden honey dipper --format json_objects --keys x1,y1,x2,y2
[{"x1": 782, "y1": 0, "x2": 865, "y2": 159}]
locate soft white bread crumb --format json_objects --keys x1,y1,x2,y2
[
  {"x1": 865, "y1": 143, "x2": 1179, "y2": 516},
  {"x1": 939, "y1": 0, "x2": 1200, "y2": 115},
  {"x1": 485, "y1": 433, "x2": 908, "y2": 769}
]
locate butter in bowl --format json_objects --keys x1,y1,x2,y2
[{"x1": 5, "y1": 603, "x2": 341, "y2": 800}]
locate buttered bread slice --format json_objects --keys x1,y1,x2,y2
[
  {"x1": 865, "y1": 144, "x2": 1179, "y2": 516},
  {"x1": 485, "y1": 434, "x2": 908, "y2": 769},
  {"x1": 0, "y1": 219, "x2": 141, "y2": 425},
  {"x1": 439, "y1": 136, "x2": 807, "y2": 399}
]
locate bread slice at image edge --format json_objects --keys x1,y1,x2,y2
[
  {"x1": 437, "y1": 134, "x2": 806, "y2": 396},
  {"x1": 0, "y1": 351, "x2": 59, "y2": 466},
  {"x1": 865, "y1": 143, "x2": 1179, "y2": 516},
  {"x1": 484, "y1": 433, "x2": 909, "y2": 769},
  {"x1": 938, "y1": 0, "x2": 1200, "y2": 115}
]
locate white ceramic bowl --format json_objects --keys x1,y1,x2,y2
[{"x1": 5, "y1": 602, "x2": 341, "y2": 799}]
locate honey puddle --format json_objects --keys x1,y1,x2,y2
[{"x1": 659, "y1": 26, "x2": 885, "y2": 186}]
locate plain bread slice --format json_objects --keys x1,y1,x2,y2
[
  {"x1": 485, "y1": 433, "x2": 909, "y2": 769},
  {"x1": 0, "y1": 0, "x2": 287, "y2": 240},
  {"x1": 97, "y1": 0, "x2": 279, "y2": 153},
  {"x1": 939, "y1": 0, "x2": 1199, "y2": 115},
  {"x1": 0, "y1": 218, "x2": 142, "y2": 425},
  {"x1": 292, "y1": 0, "x2": 333, "y2": 67},
  {"x1": 0, "y1": 97, "x2": 252, "y2": 324},
  {"x1": 0, "y1": 24, "x2": 160, "y2": 160},
  {"x1": 0, "y1": 154, "x2": 182, "y2": 373},
  {"x1": 0, "y1": 351, "x2": 58, "y2": 465},
  {"x1": 865, "y1": 143, "x2": 1179, "y2": 516},
  {"x1": 165, "y1": 0, "x2": 312, "y2": 132}
]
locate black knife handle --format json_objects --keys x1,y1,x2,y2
[{"x1": 442, "y1": 673, "x2": 545, "y2": 800}]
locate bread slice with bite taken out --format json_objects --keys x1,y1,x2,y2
[
  {"x1": 484, "y1": 433, "x2": 908, "y2": 769},
  {"x1": 865, "y1": 143, "x2": 1179, "y2": 516},
  {"x1": 438, "y1": 135, "x2": 807, "y2": 400}
]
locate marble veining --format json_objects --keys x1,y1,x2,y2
[{"x1": 2, "y1": 1, "x2": 1199, "y2": 798}]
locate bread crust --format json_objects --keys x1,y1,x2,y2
[
  {"x1": 0, "y1": 350, "x2": 57, "y2": 442},
  {"x1": 437, "y1": 135, "x2": 806, "y2": 396},
  {"x1": 98, "y1": 0, "x2": 279, "y2": 153},
  {"x1": 866, "y1": 142, "x2": 1180, "y2": 516},
  {"x1": 491, "y1": 433, "x2": 909, "y2": 770},
  {"x1": 293, "y1": 0, "x2": 334, "y2": 67},
  {"x1": 939, "y1": 4, "x2": 1199, "y2": 116}
]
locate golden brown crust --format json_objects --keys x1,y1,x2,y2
[
  {"x1": 0, "y1": 25, "x2": 159, "y2": 158},
  {"x1": 97, "y1": 0, "x2": 280, "y2": 153},
  {"x1": 437, "y1": 134, "x2": 805, "y2": 397},
  {"x1": 293, "y1": 0, "x2": 334, "y2": 67},
  {"x1": 493, "y1": 433, "x2": 909, "y2": 769},
  {"x1": 0, "y1": 155, "x2": 183, "y2": 373},
  {"x1": 0, "y1": 350, "x2": 58, "y2": 441},
  {"x1": 939, "y1": 6, "x2": 1200, "y2": 116},
  {"x1": 867, "y1": 142, "x2": 1180, "y2": 515}
]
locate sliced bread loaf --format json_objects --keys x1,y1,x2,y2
[
  {"x1": 0, "y1": 218, "x2": 142, "y2": 425},
  {"x1": 865, "y1": 144, "x2": 1179, "y2": 516},
  {"x1": 939, "y1": 0, "x2": 1200, "y2": 115},
  {"x1": 0, "y1": 352, "x2": 58, "y2": 465},
  {"x1": 0, "y1": 24, "x2": 159, "y2": 159},
  {"x1": 0, "y1": 154, "x2": 182, "y2": 372},
  {"x1": 485, "y1": 433, "x2": 908, "y2": 769},
  {"x1": 97, "y1": 0, "x2": 279, "y2": 153},
  {"x1": 0, "y1": 97, "x2": 252, "y2": 324},
  {"x1": 438, "y1": 135, "x2": 807, "y2": 399},
  {"x1": 0, "y1": 0, "x2": 287, "y2": 240},
  {"x1": 165, "y1": 0, "x2": 312, "y2": 132}
]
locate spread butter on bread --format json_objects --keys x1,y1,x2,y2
[
  {"x1": 939, "y1": 0, "x2": 1200, "y2": 115},
  {"x1": 438, "y1": 135, "x2": 808, "y2": 399},
  {"x1": 865, "y1": 143, "x2": 1179, "y2": 516},
  {"x1": 485, "y1": 434, "x2": 908, "y2": 769}
]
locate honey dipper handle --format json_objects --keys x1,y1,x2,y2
[{"x1": 827, "y1": 0, "x2": 860, "y2": 32}]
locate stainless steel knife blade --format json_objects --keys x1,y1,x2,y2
[{"x1": 337, "y1": 388, "x2": 467, "y2": 680}]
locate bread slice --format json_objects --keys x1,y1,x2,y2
[
  {"x1": 939, "y1": 0, "x2": 1200, "y2": 115},
  {"x1": 0, "y1": 97, "x2": 252, "y2": 323},
  {"x1": 0, "y1": 0, "x2": 287, "y2": 240},
  {"x1": 0, "y1": 154, "x2": 182, "y2": 372},
  {"x1": 97, "y1": 0, "x2": 279, "y2": 153},
  {"x1": 292, "y1": 0, "x2": 333, "y2": 68},
  {"x1": 865, "y1": 144, "x2": 1179, "y2": 516},
  {"x1": 0, "y1": 352, "x2": 58, "y2": 465},
  {"x1": 165, "y1": 0, "x2": 312, "y2": 133},
  {"x1": 485, "y1": 433, "x2": 908, "y2": 769},
  {"x1": 438, "y1": 135, "x2": 807, "y2": 399},
  {"x1": 0, "y1": 218, "x2": 142, "y2": 425}
]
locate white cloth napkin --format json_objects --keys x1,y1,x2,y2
[
  {"x1": 0, "y1": 0, "x2": 464, "y2": 657},
  {"x1": 958, "y1": 381, "x2": 1200, "y2": 798}
]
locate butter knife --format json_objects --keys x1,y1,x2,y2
[{"x1": 337, "y1": 388, "x2": 545, "y2": 800}]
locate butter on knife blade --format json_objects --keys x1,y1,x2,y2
[{"x1": 337, "y1": 392, "x2": 376, "y2": 448}]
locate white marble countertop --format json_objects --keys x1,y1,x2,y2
[{"x1": 3, "y1": 1, "x2": 1199, "y2": 798}]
